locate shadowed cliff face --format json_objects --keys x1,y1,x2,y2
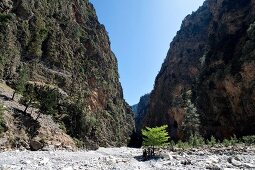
[
  {"x1": 143, "y1": 0, "x2": 255, "y2": 140},
  {"x1": 0, "y1": 0, "x2": 134, "y2": 148}
]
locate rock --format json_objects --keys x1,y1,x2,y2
[
  {"x1": 64, "y1": 145, "x2": 73, "y2": 151},
  {"x1": 142, "y1": 0, "x2": 255, "y2": 140},
  {"x1": 30, "y1": 140, "x2": 43, "y2": 151},
  {"x1": 181, "y1": 159, "x2": 192, "y2": 165},
  {"x1": 39, "y1": 157, "x2": 50, "y2": 165},
  {"x1": 168, "y1": 153, "x2": 174, "y2": 160},
  {"x1": 206, "y1": 164, "x2": 222, "y2": 170},
  {"x1": 1, "y1": 164, "x2": 20, "y2": 170},
  {"x1": 243, "y1": 163, "x2": 255, "y2": 168},
  {"x1": 206, "y1": 156, "x2": 219, "y2": 164},
  {"x1": 20, "y1": 160, "x2": 31, "y2": 165},
  {"x1": 227, "y1": 157, "x2": 242, "y2": 167},
  {"x1": 42, "y1": 145, "x2": 55, "y2": 151}
]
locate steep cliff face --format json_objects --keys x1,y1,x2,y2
[
  {"x1": 132, "y1": 93, "x2": 150, "y2": 132},
  {"x1": 143, "y1": 0, "x2": 255, "y2": 140},
  {"x1": 0, "y1": 0, "x2": 134, "y2": 148}
]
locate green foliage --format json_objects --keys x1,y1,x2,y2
[
  {"x1": 0, "y1": 103, "x2": 6, "y2": 134},
  {"x1": 223, "y1": 139, "x2": 231, "y2": 147},
  {"x1": 0, "y1": 55, "x2": 6, "y2": 78},
  {"x1": 28, "y1": 16, "x2": 48, "y2": 58},
  {"x1": 176, "y1": 141, "x2": 190, "y2": 149},
  {"x1": 0, "y1": 13, "x2": 12, "y2": 24},
  {"x1": 188, "y1": 134, "x2": 205, "y2": 148},
  {"x1": 207, "y1": 136, "x2": 217, "y2": 147},
  {"x1": 142, "y1": 125, "x2": 170, "y2": 148},
  {"x1": 181, "y1": 90, "x2": 201, "y2": 140},
  {"x1": 242, "y1": 136, "x2": 255, "y2": 145},
  {"x1": 37, "y1": 87, "x2": 60, "y2": 116},
  {"x1": 19, "y1": 83, "x2": 60, "y2": 116},
  {"x1": 19, "y1": 84, "x2": 38, "y2": 113},
  {"x1": 13, "y1": 66, "x2": 29, "y2": 99},
  {"x1": 16, "y1": 68, "x2": 28, "y2": 93}
]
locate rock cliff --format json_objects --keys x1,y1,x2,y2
[
  {"x1": 143, "y1": 0, "x2": 255, "y2": 140},
  {"x1": 132, "y1": 94, "x2": 150, "y2": 132},
  {"x1": 0, "y1": 0, "x2": 134, "y2": 149}
]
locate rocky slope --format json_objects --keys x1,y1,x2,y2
[
  {"x1": 143, "y1": 0, "x2": 255, "y2": 140},
  {"x1": 132, "y1": 94, "x2": 150, "y2": 132},
  {"x1": 0, "y1": 0, "x2": 134, "y2": 149}
]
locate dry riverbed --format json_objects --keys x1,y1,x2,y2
[{"x1": 0, "y1": 146, "x2": 255, "y2": 170}]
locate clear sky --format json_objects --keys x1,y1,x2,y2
[{"x1": 90, "y1": 0, "x2": 205, "y2": 105}]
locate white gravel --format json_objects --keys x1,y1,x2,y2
[{"x1": 0, "y1": 147, "x2": 255, "y2": 170}]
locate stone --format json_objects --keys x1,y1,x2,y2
[
  {"x1": 206, "y1": 164, "x2": 222, "y2": 170},
  {"x1": 39, "y1": 157, "x2": 50, "y2": 165},
  {"x1": 30, "y1": 140, "x2": 43, "y2": 151},
  {"x1": 243, "y1": 163, "x2": 255, "y2": 168},
  {"x1": 227, "y1": 157, "x2": 242, "y2": 167},
  {"x1": 206, "y1": 156, "x2": 219, "y2": 164}
]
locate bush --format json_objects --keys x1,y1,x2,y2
[
  {"x1": 176, "y1": 141, "x2": 190, "y2": 150},
  {"x1": 222, "y1": 139, "x2": 231, "y2": 147},
  {"x1": 207, "y1": 136, "x2": 217, "y2": 147},
  {"x1": 188, "y1": 134, "x2": 205, "y2": 148},
  {"x1": 242, "y1": 136, "x2": 255, "y2": 145},
  {"x1": 0, "y1": 13, "x2": 12, "y2": 24}
]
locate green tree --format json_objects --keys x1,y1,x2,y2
[
  {"x1": 19, "y1": 84, "x2": 38, "y2": 114},
  {"x1": 181, "y1": 90, "x2": 201, "y2": 140},
  {"x1": 12, "y1": 67, "x2": 29, "y2": 100},
  {"x1": 37, "y1": 86, "x2": 60, "y2": 116},
  {"x1": 142, "y1": 125, "x2": 170, "y2": 157}
]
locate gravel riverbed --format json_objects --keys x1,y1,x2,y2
[{"x1": 0, "y1": 147, "x2": 255, "y2": 170}]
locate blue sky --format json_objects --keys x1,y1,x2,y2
[{"x1": 90, "y1": 0, "x2": 205, "y2": 105}]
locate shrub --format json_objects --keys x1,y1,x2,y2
[
  {"x1": 242, "y1": 136, "x2": 255, "y2": 145},
  {"x1": 176, "y1": 141, "x2": 190, "y2": 150},
  {"x1": 0, "y1": 13, "x2": 12, "y2": 24},
  {"x1": 188, "y1": 134, "x2": 205, "y2": 148},
  {"x1": 207, "y1": 136, "x2": 217, "y2": 147},
  {"x1": 223, "y1": 139, "x2": 231, "y2": 147},
  {"x1": 0, "y1": 103, "x2": 6, "y2": 134},
  {"x1": 229, "y1": 135, "x2": 238, "y2": 146}
]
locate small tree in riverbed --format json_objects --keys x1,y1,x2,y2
[{"x1": 142, "y1": 125, "x2": 170, "y2": 159}]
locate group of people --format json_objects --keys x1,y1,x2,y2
[{"x1": 142, "y1": 147, "x2": 155, "y2": 161}]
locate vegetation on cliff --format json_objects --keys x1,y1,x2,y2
[
  {"x1": 0, "y1": 0, "x2": 134, "y2": 149},
  {"x1": 141, "y1": 0, "x2": 255, "y2": 142}
]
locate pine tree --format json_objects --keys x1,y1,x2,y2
[
  {"x1": 142, "y1": 125, "x2": 170, "y2": 157},
  {"x1": 37, "y1": 86, "x2": 60, "y2": 116},
  {"x1": 12, "y1": 67, "x2": 28, "y2": 100},
  {"x1": 19, "y1": 84, "x2": 38, "y2": 114},
  {"x1": 181, "y1": 90, "x2": 201, "y2": 140}
]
